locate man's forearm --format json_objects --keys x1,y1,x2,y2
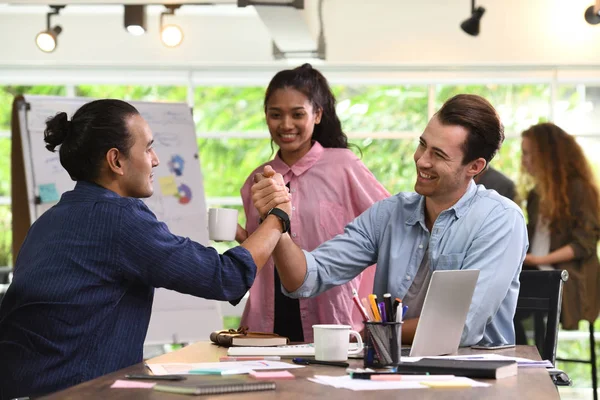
[
  {"x1": 241, "y1": 214, "x2": 283, "y2": 272},
  {"x1": 272, "y1": 233, "x2": 307, "y2": 293}
]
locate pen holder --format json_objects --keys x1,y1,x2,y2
[{"x1": 363, "y1": 321, "x2": 403, "y2": 368}]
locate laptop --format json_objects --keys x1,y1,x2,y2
[{"x1": 402, "y1": 269, "x2": 480, "y2": 357}]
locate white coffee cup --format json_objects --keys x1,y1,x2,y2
[
  {"x1": 313, "y1": 324, "x2": 363, "y2": 361},
  {"x1": 208, "y1": 208, "x2": 238, "y2": 241}
]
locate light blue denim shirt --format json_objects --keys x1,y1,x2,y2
[{"x1": 287, "y1": 180, "x2": 528, "y2": 346}]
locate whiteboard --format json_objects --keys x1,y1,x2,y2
[{"x1": 16, "y1": 95, "x2": 223, "y2": 344}]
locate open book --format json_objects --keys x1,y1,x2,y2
[{"x1": 210, "y1": 327, "x2": 289, "y2": 347}]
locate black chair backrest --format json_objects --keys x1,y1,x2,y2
[{"x1": 514, "y1": 269, "x2": 568, "y2": 364}]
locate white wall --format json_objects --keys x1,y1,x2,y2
[{"x1": 0, "y1": 0, "x2": 599, "y2": 67}]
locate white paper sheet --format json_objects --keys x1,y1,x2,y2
[
  {"x1": 146, "y1": 360, "x2": 305, "y2": 375},
  {"x1": 308, "y1": 375, "x2": 490, "y2": 390}
]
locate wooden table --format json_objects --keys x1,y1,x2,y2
[{"x1": 41, "y1": 343, "x2": 559, "y2": 399}]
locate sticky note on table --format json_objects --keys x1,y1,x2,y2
[
  {"x1": 158, "y1": 176, "x2": 178, "y2": 196},
  {"x1": 111, "y1": 379, "x2": 156, "y2": 389},
  {"x1": 420, "y1": 380, "x2": 473, "y2": 388},
  {"x1": 39, "y1": 183, "x2": 60, "y2": 203},
  {"x1": 250, "y1": 370, "x2": 295, "y2": 380}
]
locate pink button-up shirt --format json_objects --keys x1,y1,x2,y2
[{"x1": 240, "y1": 142, "x2": 390, "y2": 342}]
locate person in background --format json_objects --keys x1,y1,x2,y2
[
  {"x1": 475, "y1": 165, "x2": 516, "y2": 201},
  {"x1": 521, "y1": 122, "x2": 600, "y2": 330},
  {"x1": 251, "y1": 94, "x2": 528, "y2": 347},
  {"x1": 0, "y1": 99, "x2": 291, "y2": 400},
  {"x1": 235, "y1": 64, "x2": 389, "y2": 342}
]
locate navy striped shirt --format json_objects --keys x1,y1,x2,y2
[{"x1": 0, "y1": 181, "x2": 256, "y2": 399}]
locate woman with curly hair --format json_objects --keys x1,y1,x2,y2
[{"x1": 521, "y1": 122, "x2": 600, "y2": 330}]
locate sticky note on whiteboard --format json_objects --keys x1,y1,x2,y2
[
  {"x1": 158, "y1": 176, "x2": 178, "y2": 196},
  {"x1": 39, "y1": 183, "x2": 60, "y2": 203}
]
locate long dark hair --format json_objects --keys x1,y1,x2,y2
[
  {"x1": 44, "y1": 99, "x2": 139, "y2": 182},
  {"x1": 264, "y1": 63, "x2": 349, "y2": 149}
]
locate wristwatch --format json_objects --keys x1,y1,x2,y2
[{"x1": 266, "y1": 207, "x2": 290, "y2": 234}]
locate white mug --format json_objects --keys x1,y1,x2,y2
[
  {"x1": 313, "y1": 324, "x2": 363, "y2": 361},
  {"x1": 208, "y1": 208, "x2": 238, "y2": 241}
]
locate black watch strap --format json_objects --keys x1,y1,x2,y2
[{"x1": 266, "y1": 208, "x2": 290, "y2": 234}]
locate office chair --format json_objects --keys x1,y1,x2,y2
[{"x1": 514, "y1": 269, "x2": 568, "y2": 365}]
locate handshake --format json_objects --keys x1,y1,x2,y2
[
  {"x1": 251, "y1": 165, "x2": 292, "y2": 219},
  {"x1": 235, "y1": 165, "x2": 292, "y2": 243}
]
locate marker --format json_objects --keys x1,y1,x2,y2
[
  {"x1": 219, "y1": 356, "x2": 281, "y2": 362},
  {"x1": 393, "y1": 298, "x2": 402, "y2": 319},
  {"x1": 371, "y1": 374, "x2": 455, "y2": 382},
  {"x1": 368, "y1": 294, "x2": 381, "y2": 322},
  {"x1": 383, "y1": 293, "x2": 393, "y2": 322}
]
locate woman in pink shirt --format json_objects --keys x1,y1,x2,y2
[{"x1": 236, "y1": 64, "x2": 389, "y2": 342}]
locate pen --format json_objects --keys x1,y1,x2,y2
[
  {"x1": 125, "y1": 374, "x2": 186, "y2": 381},
  {"x1": 402, "y1": 305, "x2": 409, "y2": 319},
  {"x1": 352, "y1": 289, "x2": 370, "y2": 322},
  {"x1": 292, "y1": 358, "x2": 349, "y2": 368},
  {"x1": 219, "y1": 356, "x2": 281, "y2": 361},
  {"x1": 351, "y1": 371, "x2": 432, "y2": 379},
  {"x1": 361, "y1": 297, "x2": 375, "y2": 321},
  {"x1": 378, "y1": 302, "x2": 387, "y2": 323}
]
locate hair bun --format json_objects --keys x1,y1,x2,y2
[
  {"x1": 44, "y1": 112, "x2": 71, "y2": 152},
  {"x1": 297, "y1": 63, "x2": 313, "y2": 71}
]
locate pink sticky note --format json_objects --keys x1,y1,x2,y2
[
  {"x1": 249, "y1": 370, "x2": 295, "y2": 380},
  {"x1": 111, "y1": 379, "x2": 157, "y2": 389}
]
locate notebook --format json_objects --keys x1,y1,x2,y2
[
  {"x1": 227, "y1": 343, "x2": 362, "y2": 357},
  {"x1": 153, "y1": 379, "x2": 276, "y2": 395},
  {"x1": 394, "y1": 358, "x2": 518, "y2": 379}
]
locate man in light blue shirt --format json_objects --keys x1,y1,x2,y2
[{"x1": 250, "y1": 94, "x2": 528, "y2": 346}]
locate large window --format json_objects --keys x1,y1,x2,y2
[{"x1": 1, "y1": 80, "x2": 598, "y2": 262}]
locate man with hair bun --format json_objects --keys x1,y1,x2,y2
[{"x1": 0, "y1": 99, "x2": 293, "y2": 399}]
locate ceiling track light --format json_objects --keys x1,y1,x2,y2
[
  {"x1": 160, "y1": 4, "x2": 184, "y2": 48},
  {"x1": 584, "y1": 0, "x2": 600, "y2": 25},
  {"x1": 237, "y1": 0, "x2": 304, "y2": 9},
  {"x1": 124, "y1": 5, "x2": 146, "y2": 36},
  {"x1": 460, "y1": 0, "x2": 485, "y2": 36},
  {"x1": 36, "y1": 5, "x2": 64, "y2": 53}
]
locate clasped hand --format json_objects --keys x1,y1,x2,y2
[{"x1": 251, "y1": 165, "x2": 292, "y2": 220}]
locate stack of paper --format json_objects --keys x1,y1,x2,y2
[
  {"x1": 147, "y1": 361, "x2": 304, "y2": 376},
  {"x1": 308, "y1": 375, "x2": 490, "y2": 391}
]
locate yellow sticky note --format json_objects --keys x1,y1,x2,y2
[
  {"x1": 158, "y1": 176, "x2": 178, "y2": 196},
  {"x1": 421, "y1": 380, "x2": 473, "y2": 388}
]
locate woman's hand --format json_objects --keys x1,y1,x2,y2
[
  {"x1": 523, "y1": 254, "x2": 540, "y2": 266},
  {"x1": 235, "y1": 223, "x2": 248, "y2": 244}
]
